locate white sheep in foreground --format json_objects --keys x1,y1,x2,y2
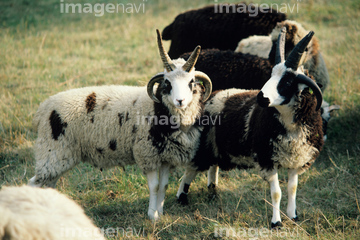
[
  {"x1": 177, "y1": 29, "x2": 324, "y2": 228},
  {"x1": 0, "y1": 185, "x2": 104, "y2": 240},
  {"x1": 28, "y1": 29, "x2": 212, "y2": 221}
]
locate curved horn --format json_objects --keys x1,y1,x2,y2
[
  {"x1": 195, "y1": 71, "x2": 212, "y2": 102},
  {"x1": 296, "y1": 74, "x2": 323, "y2": 111},
  {"x1": 156, "y1": 29, "x2": 175, "y2": 72},
  {"x1": 147, "y1": 73, "x2": 164, "y2": 103},
  {"x1": 285, "y1": 31, "x2": 314, "y2": 70},
  {"x1": 182, "y1": 45, "x2": 201, "y2": 72},
  {"x1": 275, "y1": 27, "x2": 286, "y2": 64}
]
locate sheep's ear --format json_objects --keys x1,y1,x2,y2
[
  {"x1": 295, "y1": 74, "x2": 322, "y2": 111},
  {"x1": 194, "y1": 71, "x2": 212, "y2": 102},
  {"x1": 147, "y1": 73, "x2": 164, "y2": 103}
]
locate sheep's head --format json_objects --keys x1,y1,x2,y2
[
  {"x1": 257, "y1": 28, "x2": 323, "y2": 111},
  {"x1": 147, "y1": 30, "x2": 212, "y2": 110}
]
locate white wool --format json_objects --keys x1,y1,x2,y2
[
  {"x1": 0, "y1": 185, "x2": 104, "y2": 240},
  {"x1": 234, "y1": 35, "x2": 272, "y2": 58}
]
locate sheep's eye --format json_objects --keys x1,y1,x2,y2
[
  {"x1": 189, "y1": 79, "x2": 195, "y2": 90},
  {"x1": 164, "y1": 79, "x2": 172, "y2": 94}
]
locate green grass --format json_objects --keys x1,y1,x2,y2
[{"x1": 0, "y1": 0, "x2": 359, "y2": 239}]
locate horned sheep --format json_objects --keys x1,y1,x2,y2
[
  {"x1": 177, "y1": 29, "x2": 324, "y2": 228},
  {"x1": 162, "y1": 3, "x2": 286, "y2": 58},
  {"x1": 0, "y1": 185, "x2": 104, "y2": 240},
  {"x1": 235, "y1": 20, "x2": 330, "y2": 91},
  {"x1": 181, "y1": 20, "x2": 328, "y2": 92},
  {"x1": 28, "y1": 30, "x2": 212, "y2": 221}
]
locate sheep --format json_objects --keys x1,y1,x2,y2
[
  {"x1": 28, "y1": 29, "x2": 213, "y2": 221},
  {"x1": 235, "y1": 20, "x2": 329, "y2": 91},
  {"x1": 162, "y1": 3, "x2": 286, "y2": 58},
  {"x1": 0, "y1": 185, "x2": 104, "y2": 240},
  {"x1": 179, "y1": 20, "x2": 337, "y2": 139},
  {"x1": 177, "y1": 29, "x2": 324, "y2": 228}
]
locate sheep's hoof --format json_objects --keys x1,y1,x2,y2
[
  {"x1": 271, "y1": 221, "x2": 282, "y2": 229},
  {"x1": 292, "y1": 210, "x2": 299, "y2": 222},
  {"x1": 207, "y1": 183, "x2": 217, "y2": 201},
  {"x1": 177, "y1": 193, "x2": 189, "y2": 205}
]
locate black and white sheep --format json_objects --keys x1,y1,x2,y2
[
  {"x1": 162, "y1": 3, "x2": 286, "y2": 58},
  {"x1": 0, "y1": 185, "x2": 104, "y2": 240},
  {"x1": 179, "y1": 20, "x2": 336, "y2": 139},
  {"x1": 28, "y1": 30, "x2": 212, "y2": 221},
  {"x1": 177, "y1": 29, "x2": 324, "y2": 228}
]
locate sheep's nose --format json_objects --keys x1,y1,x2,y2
[
  {"x1": 257, "y1": 91, "x2": 270, "y2": 108},
  {"x1": 176, "y1": 99, "x2": 185, "y2": 106}
]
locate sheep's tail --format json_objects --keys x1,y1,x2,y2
[{"x1": 162, "y1": 22, "x2": 173, "y2": 40}]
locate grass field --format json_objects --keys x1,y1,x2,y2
[{"x1": 0, "y1": 0, "x2": 359, "y2": 239}]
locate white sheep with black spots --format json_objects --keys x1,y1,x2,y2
[{"x1": 28, "y1": 29, "x2": 212, "y2": 221}]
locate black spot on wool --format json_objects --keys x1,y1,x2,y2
[
  {"x1": 85, "y1": 92, "x2": 96, "y2": 113},
  {"x1": 49, "y1": 110, "x2": 67, "y2": 140},
  {"x1": 118, "y1": 113, "x2": 124, "y2": 126},
  {"x1": 109, "y1": 139, "x2": 117, "y2": 151},
  {"x1": 96, "y1": 148, "x2": 104, "y2": 154}
]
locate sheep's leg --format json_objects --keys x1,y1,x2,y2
[
  {"x1": 176, "y1": 168, "x2": 197, "y2": 205},
  {"x1": 146, "y1": 170, "x2": 159, "y2": 221},
  {"x1": 287, "y1": 168, "x2": 299, "y2": 221},
  {"x1": 267, "y1": 169, "x2": 282, "y2": 228},
  {"x1": 157, "y1": 164, "x2": 170, "y2": 216},
  {"x1": 207, "y1": 165, "x2": 219, "y2": 188}
]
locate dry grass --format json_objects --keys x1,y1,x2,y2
[{"x1": 0, "y1": 0, "x2": 359, "y2": 239}]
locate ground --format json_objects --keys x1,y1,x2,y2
[{"x1": 0, "y1": 0, "x2": 359, "y2": 239}]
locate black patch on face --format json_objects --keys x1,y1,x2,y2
[
  {"x1": 96, "y1": 148, "x2": 104, "y2": 154},
  {"x1": 109, "y1": 139, "x2": 117, "y2": 151},
  {"x1": 49, "y1": 110, "x2": 67, "y2": 140},
  {"x1": 85, "y1": 92, "x2": 96, "y2": 113},
  {"x1": 118, "y1": 113, "x2": 124, "y2": 126},
  {"x1": 277, "y1": 71, "x2": 298, "y2": 105},
  {"x1": 133, "y1": 100, "x2": 137, "y2": 106},
  {"x1": 125, "y1": 112, "x2": 129, "y2": 121},
  {"x1": 90, "y1": 116, "x2": 94, "y2": 123},
  {"x1": 162, "y1": 79, "x2": 172, "y2": 95}
]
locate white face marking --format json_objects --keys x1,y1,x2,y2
[
  {"x1": 164, "y1": 68, "x2": 195, "y2": 109},
  {"x1": 260, "y1": 63, "x2": 287, "y2": 107},
  {"x1": 260, "y1": 63, "x2": 307, "y2": 107}
]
